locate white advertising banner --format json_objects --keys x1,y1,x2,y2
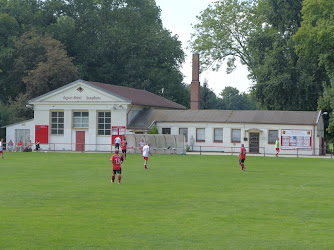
[{"x1": 281, "y1": 129, "x2": 312, "y2": 150}]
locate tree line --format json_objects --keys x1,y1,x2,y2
[{"x1": 1, "y1": 0, "x2": 333, "y2": 141}]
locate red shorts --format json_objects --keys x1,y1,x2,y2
[
  {"x1": 0, "y1": 151, "x2": 2, "y2": 154},
  {"x1": 276, "y1": 148, "x2": 279, "y2": 151},
  {"x1": 143, "y1": 157, "x2": 148, "y2": 160}
]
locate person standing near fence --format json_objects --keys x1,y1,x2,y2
[
  {"x1": 120, "y1": 137, "x2": 127, "y2": 160},
  {"x1": 239, "y1": 144, "x2": 246, "y2": 171},
  {"x1": 114, "y1": 136, "x2": 121, "y2": 151},
  {"x1": 142, "y1": 142, "x2": 152, "y2": 169},
  {"x1": 0, "y1": 138, "x2": 5, "y2": 159},
  {"x1": 110, "y1": 149, "x2": 123, "y2": 184},
  {"x1": 275, "y1": 138, "x2": 280, "y2": 157}
]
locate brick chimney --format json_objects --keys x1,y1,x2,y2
[{"x1": 190, "y1": 54, "x2": 200, "y2": 110}]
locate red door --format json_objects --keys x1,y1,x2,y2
[{"x1": 76, "y1": 131, "x2": 85, "y2": 152}]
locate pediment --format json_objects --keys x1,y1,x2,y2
[{"x1": 29, "y1": 80, "x2": 127, "y2": 104}]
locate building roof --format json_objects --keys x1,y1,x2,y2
[
  {"x1": 87, "y1": 81, "x2": 186, "y2": 109},
  {"x1": 29, "y1": 79, "x2": 186, "y2": 110},
  {"x1": 1, "y1": 119, "x2": 34, "y2": 128},
  {"x1": 128, "y1": 109, "x2": 320, "y2": 130}
]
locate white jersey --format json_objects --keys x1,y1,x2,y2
[
  {"x1": 0, "y1": 141, "x2": 2, "y2": 151},
  {"x1": 115, "y1": 137, "x2": 121, "y2": 144},
  {"x1": 142, "y1": 145, "x2": 150, "y2": 157}
]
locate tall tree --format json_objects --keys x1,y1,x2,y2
[
  {"x1": 1, "y1": 29, "x2": 78, "y2": 126},
  {"x1": 248, "y1": 0, "x2": 324, "y2": 111},
  {"x1": 11, "y1": 29, "x2": 78, "y2": 99},
  {"x1": 294, "y1": 0, "x2": 334, "y2": 138},
  {"x1": 190, "y1": 0, "x2": 258, "y2": 74}
]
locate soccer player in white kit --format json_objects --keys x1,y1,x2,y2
[
  {"x1": 142, "y1": 142, "x2": 152, "y2": 169},
  {"x1": 0, "y1": 138, "x2": 4, "y2": 159},
  {"x1": 139, "y1": 138, "x2": 145, "y2": 153}
]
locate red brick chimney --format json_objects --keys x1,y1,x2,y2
[{"x1": 190, "y1": 54, "x2": 200, "y2": 110}]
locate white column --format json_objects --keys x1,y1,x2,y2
[
  {"x1": 88, "y1": 109, "x2": 97, "y2": 151},
  {"x1": 64, "y1": 109, "x2": 72, "y2": 150}
]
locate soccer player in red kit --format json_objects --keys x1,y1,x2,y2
[
  {"x1": 110, "y1": 149, "x2": 124, "y2": 184},
  {"x1": 120, "y1": 138, "x2": 127, "y2": 160},
  {"x1": 239, "y1": 144, "x2": 246, "y2": 171}
]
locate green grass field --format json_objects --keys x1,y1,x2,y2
[{"x1": 1, "y1": 152, "x2": 334, "y2": 249}]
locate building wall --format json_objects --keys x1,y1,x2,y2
[
  {"x1": 156, "y1": 122, "x2": 321, "y2": 155},
  {"x1": 26, "y1": 102, "x2": 149, "y2": 151},
  {"x1": 5, "y1": 120, "x2": 35, "y2": 144}
]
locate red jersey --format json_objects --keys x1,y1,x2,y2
[
  {"x1": 111, "y1": 154, "x2": 123, "y2": 170},
  {"x1": 240, "y1": 147, "x2": 246, "y2": 159},
  {"x1": 120, "y1": 140, "x2": 127, "y2": 150}
]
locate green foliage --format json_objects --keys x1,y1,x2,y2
[
  {"x1": 200, "y1": 79, "x2": 221, "y2": 109},
  {"x1": 220, "y1": 86, "x2": 257, "y2": 110},
  {"x1": 294, "y1": 0, "x2": 334, "y2": 139},
  {"x1": 190, "y1": 0, "x2": 258, "y2": 73},
  {"x1": 248, "y1": 0, "x2": 323, "y2": 111},
  {"x1": 12, "y1": 29, "x2": 78, "y2": 99},
  {"x1": 148, "y1": 124, "x2": 159, "y2": 134},
  {"x1": 1, "y1": 153, "x2": 334, "y2": 248},
  {"x1": 0, "y1": 0, "x2": 188, "y2": 125}
]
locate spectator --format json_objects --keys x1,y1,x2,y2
[
  {"x1": 7, "y1": 140, "x2": 14, "y2": 152},
  {"x1": 35, "y1": 141, "x2": 40, "y2": 151},
  {"x1": 16, "y1": 140, "x2": 23, "y2": 152}
]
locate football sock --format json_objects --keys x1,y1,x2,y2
[
  {"x1": 112, "y1": 176, "x2": 115, "y2": 182},
  {"x1": 118, "y1": 175, "x2": 121, "y2": 183}
]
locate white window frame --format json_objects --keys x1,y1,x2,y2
[
  {"x1": 196, "y1": 128, "x2": 205, "y2": 142},
  {"x1": 51, "y1": 111, "x2": 64, "y2": 135},
  {"x1": 73, "y1": 111, "x2": 89, "y2": 128},
  {"x1": 98, "y1": 111, "x2": 111, "y2": 135},
  {"x1": 231, "y1": 129, "x2": 241, "y2": 142},
  {"x1": 214, "y1": 128, "x2": 223, "y2": 142}
]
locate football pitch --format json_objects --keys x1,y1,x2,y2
[{"x1": 1, "y1": 152, "x2": 334, "y2": 249}]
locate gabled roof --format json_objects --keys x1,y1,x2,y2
[
  {"x1": 29, "y1": 79, "x2": 186, "y2": 110},
  {"x1": 128, "y1": 109, "x2": 320, "y2": 130},
  {"x1": 87, "y1": 81, "x2": 186, "y2": 109}
]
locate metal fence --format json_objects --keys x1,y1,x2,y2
[
  {"x1": 191, "y1": 145, "x2": 333, "y2": 158},
  {"x1": 2, "y1": 141, "x2": 333, "y2": 158}
]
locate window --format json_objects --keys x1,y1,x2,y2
[
  {"x1": 73, "y1": 112, "x2": 89, "y2": 128},
  {"x1": 214, "y1": 128, "x2": 223, "y2": 142},
  {"x1": 196, "y1": 128, "x2": 205, "y2": 141},
  {"x1": 51, "y1": 111, "x2": 64, "y2": 135},
  {"x1": 268, "y1": 130, "x2": 278, "y2": 144},
  {"x1": 231, "y1": 129, "x2": 241, "y2": 142},
  {"x1": 162, "y1": 128, "x2": 171, "y2": 134},
  {"x1": 98, "y1": 112, "x2": 111, "y2": 135},
  {"x1": 179, "y1": 128, "x2": 188, "y2": 141}
]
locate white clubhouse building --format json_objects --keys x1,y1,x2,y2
[{"x1": 3, "y1": 79, "x2": 325, "y2": 155}]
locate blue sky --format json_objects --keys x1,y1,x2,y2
[{"x1": 155, "y1": 0, "x2": 253, "y2": 95}]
